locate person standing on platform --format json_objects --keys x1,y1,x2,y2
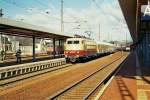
[{"x1": 16, "y1": 49, "x2": 22, "y2": 63}]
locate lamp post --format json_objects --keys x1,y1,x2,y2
[
  {"x1": 99, "y1": 23, "x2": 100, "y2": 41},
  {"x1": 0, "y1": 8, "x2": 3, "y2": 17},
  {"x1": 61, "y1": 0, "x2": 64, "y2": 33},
  {"x1": 0, "y1": 8, "x2": 3, "y2": 51}
]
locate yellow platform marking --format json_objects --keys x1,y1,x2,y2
[
  {"x1": 135, "y1": 52, "x2": 148, "y2": 100},
  {"x1": 137, "y1": 90, "x2": 148, "y2": 100},
  {"x1": 138, "y1": 89, "x2": 150, "y2": 92},
  {"x1": 137, "y1": 80, "x2": 144, "y2": 85}
]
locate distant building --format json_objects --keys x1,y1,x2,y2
[{"x1": 1, "y1": 36, "x2": 55, "y2": 56}]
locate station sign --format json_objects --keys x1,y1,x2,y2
[{"x1": 141, "y1": 1, "x2": 150, "y2": 21}]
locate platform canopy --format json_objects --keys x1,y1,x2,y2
[
  {"x1": 0, "y1": 18, "x2": 72, "y2": 39},
  {"x1": 118, "y1": 0, "x2": 148, "y2": 42}
]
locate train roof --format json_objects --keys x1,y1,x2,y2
[
  {"x1": 97, "y1": 41, "x2": 115, "y2": 46},
  {"x1": 66, "y1": 37, "x2": 94, "y2": 41},
  {"x1": 66, "y1": 38, "x2": 115, "y2": 46}
]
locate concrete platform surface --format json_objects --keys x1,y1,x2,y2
[{"x1": 100, "y1": 51, "x2": 150, "y2": 100}]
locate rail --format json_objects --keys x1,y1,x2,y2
[{"x1": 84, "y1": 57, "x2": 126, "y2": 99}]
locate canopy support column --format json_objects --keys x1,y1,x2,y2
[
  {"x1": 32, "y1": 36, "x2": 36, "y2": 61},
  {"x1": 53, "y1": 38, "x2": 56, "y2": 58}
]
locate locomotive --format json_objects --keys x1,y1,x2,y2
[{"x1": 64, "y1": 38, "x2": 116, "y2": 62}]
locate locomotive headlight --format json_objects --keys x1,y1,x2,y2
[
  {"x1": 65, "y1": 55, "x2": 68, "y2": 58},
  {"x1": 76, "y1": 55, "x2": 79, "y2": 57}
]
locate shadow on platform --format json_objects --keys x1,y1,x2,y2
[{"x1": 114, "y1": 51, "x2": 150, "y2": 100}]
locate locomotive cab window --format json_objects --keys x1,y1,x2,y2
[
  {"x1": 67, "y1": 41, "x2": 73, "y2": 44},
  {"x1": 67, "y1": 41, "x2": 79, "y2": 44},
  {"x1": 74, "y1": 41, "x2": 79, "y2": 44}
]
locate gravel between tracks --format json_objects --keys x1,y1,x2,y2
[{"x1": 0, "y1": 52, "x2": 127, "y2": 100}]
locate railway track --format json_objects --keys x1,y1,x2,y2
[
  {"x1": 0, "y1": 52, "x2": 128, "y2": 100},
  {"x1": 49, "y1": 55, "x2": 127, "y2": 100},
  {"x1": 0, "y1": 58, "x2": 67, "y2": 86},
  {"x1": 0, "y1": 64, "x2": 73, "y2": 88},
  {"x1": 0, "y1": 53, "x2": 111, "y2": 86}
]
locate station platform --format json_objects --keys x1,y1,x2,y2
[
  {"x1": 100, "y1": 51, "x2": 150, "y2": 100},
  {"x1": 0, "y1": 54, "x2": 64, "y2": 67}
]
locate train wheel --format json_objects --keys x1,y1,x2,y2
[{"x1": 69, "y1": 57, "x2": 77, "y2": 63}]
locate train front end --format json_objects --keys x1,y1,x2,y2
[{"x1": 64, "y1": 38, "x2": 85, "y2": 62}]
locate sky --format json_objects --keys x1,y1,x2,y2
[{"x1": 0, "y1": 0, "x2": 132, "y2": 42}]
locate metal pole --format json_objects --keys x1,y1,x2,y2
[
  {"x1": 53, "y1": 38, "x2": 56, "y2": 58},
  {"x1": 32, "y1": 36, "x2": 36, "y2": 61},
  {"x1": 59, "y1": 39, "x2": 61, "y2": 55},
  {"x1": 0, "y1": 8, "x2": 5, "y2": 51},
  {"x1": 99, "y1": 24, "x2": 100, "y2": 41},
  {"x1": 125, "y1": 32, "x2": 127, "y2": 46},
  {"x1": 61, "y1": 0, "x2": 64, "y2": 33},
  {"x1": 0, "y1": 33, "x2": 3, "y2": 51},
  {"x1": 0, "y1": 8, "x2": 3, "y2": 17},
  {"x1": 4, "y1": 34, "x2": 6, "y2": 60},
  {"x1": 4, "y1": 34, "x2": 5, "y2": 51},
  {"x1": 121, "y1": 44, "x2": 123, "y2": 57}
]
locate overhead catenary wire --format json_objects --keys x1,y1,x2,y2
[
  {"x1": 91, "y1": 0, "x2": 109, "y2": 15},
  {"x1": 91, "y1": 0, "x2": 121, "y2": 22},
  {"x1": 1, "y1": 0, "x2": 93, "y2": 35},
  {"x1": 1, "y1": 0, "x2": 28, "y2": 10},
  {"x1": 1, "y1": 0, "x2": 71, "y2": 23},
  {"x1": 33, "y1": 0, "x2": 82, "y2": 24},
  {"x1": 63, "y1": 1, "x2": 89, "y2": 24},
  {"x1": 35, "y1": 0, "x2": 56, "y2": 12}
]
